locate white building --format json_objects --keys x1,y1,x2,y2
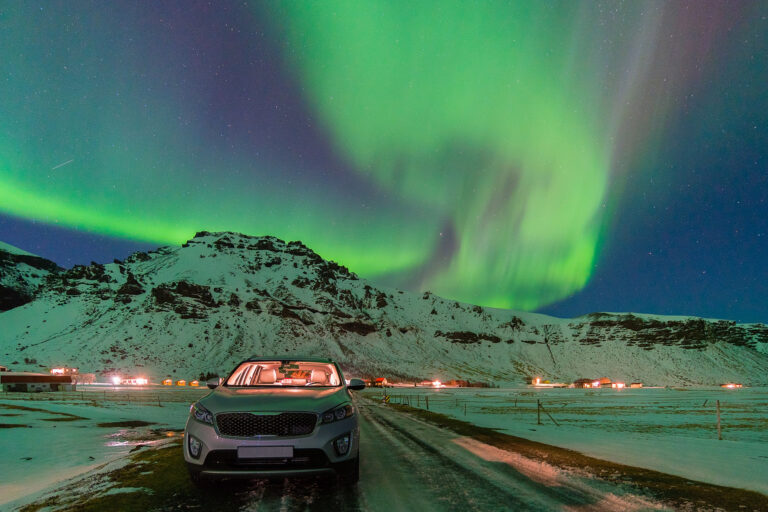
[{"x1": 0, "y1": 371, "x2": 76, "y2": 392}]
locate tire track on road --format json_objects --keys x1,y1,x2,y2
[
  {"x1": 358, "y1": 403, "x2": 538, "y2": 511},
  {"x1": 359, "y1": 402, "x2": 666, "y2": 511}
]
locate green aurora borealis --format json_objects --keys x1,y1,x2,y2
[
  {"x1": 269, "y1": 2, "x2": 610, "y2": 308},
  {"x1": 0, "y1": 2, "x2": 757, "y2": 311}
]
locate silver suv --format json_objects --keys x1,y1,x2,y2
[{"x1": 184, "y1": 357, "x2": 365, "y2": 485}]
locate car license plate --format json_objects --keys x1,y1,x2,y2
[{"x1": 237, "y1": 446, "x2": 294, "y2": 459}]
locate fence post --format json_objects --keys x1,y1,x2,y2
[
  {"x1": 716, "y1": 400, "x2": 722, "y2": 440},
  {"x1": 464, "y1": 402, "x2": 467, "y2": 416},
  {"x1": 426, "y1": 396, "x2": 429, "y2": 410},
  {"x1": 417, "y1": 395, "x2": 420, "y2": 407},
  {"x1": 540, "y1": 402, "x2": 560, "y2": 427},
  {"x1": 537, "y1": 399, "x2": 541, "y2": 425}
]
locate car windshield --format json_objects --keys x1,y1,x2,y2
[{"x1": 225, "y1": 361, "x2": 342, "y2": 387}]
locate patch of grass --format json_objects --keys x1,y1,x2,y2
[
  {"x1": 0, "y1": 403, "x2": 51, "y2": 412},
  {"x1": 96, "y1": 420, "x2": 156, "y2": 428},
  {"x1": 0, "y1": 423, "x2": 30, "y2": 428},
  {"x1": 0, "y1": 402, "x2": 87, "y2": 420},
  {"x1": 41, "y1": 416, "x2": 87, "y2": 422},
  {"x1": 385, "y1": 401, "x2": 768, "y2": 511}
]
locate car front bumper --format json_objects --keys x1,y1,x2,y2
[{"x1": 184, "y1": 415, "x2": 359, "y2": 478}]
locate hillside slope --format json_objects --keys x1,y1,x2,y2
[
  {"x1": 1, "y1": 232, "x2": 766, "y2": 385},
  {"x1": 0, "y1": 242, "x2": 61, "y2": 311}
]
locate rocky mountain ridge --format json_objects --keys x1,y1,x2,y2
[
  {"x1": 1, "y1": 231, "x2": 766, "y2": 385},
  {"x1": 0, "y1": 243, "x2": 61, "y2": 311}
]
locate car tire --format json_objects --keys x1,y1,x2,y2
[
  {"x1": 338, "y1": 456, "x2": 359, "y2": 485},
  {"x1": 188, "y1": 468, "x2": 210, "y2": 488}
]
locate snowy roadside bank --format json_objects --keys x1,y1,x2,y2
[
  {"x1": 371, "y1": 398, "x2": 767, "y2": 511},
  {"x1": 361, "y1": 387, "x2": 768, "y2": 495}
]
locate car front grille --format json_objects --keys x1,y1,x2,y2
[{"x1": 216, "y1": 412, "x2": 317, "y2": 437}]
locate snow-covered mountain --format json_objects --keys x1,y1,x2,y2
[
  {"x1": 0, "y1": 242, "x2": 61, "y2": 311},
  {"x1": 1, "y1": 231, "x2": 766, "y2": 385}
]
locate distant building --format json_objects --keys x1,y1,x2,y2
[
  {"x1": 0, "y1": 372, "x2": 76, "y2": 392},
  {"x1": 0, "y1": 365, "x2": 7, "y2": 372},
  {"x1": 162, "y1": 378, "x2": 173, "y2": 386},
  {"x1": 121, "y1": 377, "x2": 148, "y2": 386},
  {"x1": 573, "y1": 378, "x2": 594, "y2": 388},
  {"x1": 373, "y1": 377, "x2": 388, "y2": 387},
  {"x1": 190, "y1": 380, "x2": 200, "y2": 387},
  {"x1": 531, "y1": 377, "x2": 568, "y2": 388},
  {"x1": 721, "y1": 383, "x2": 743, "y2": 389},
  {"x1": 176, "y1": 380, "x2": 187, "y2": 386},
  {"x1": 630, "y1": 382, "x2": 643, "y2": 388},
  {"x1": 50, "y1": 367, "x2": 79, "y2": 376}
]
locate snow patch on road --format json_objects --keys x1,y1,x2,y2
[
  {"x1": 452, "y1": 437, "x2": 664, "y2": 511},
  {"x1": 452, "y1": 436, "x2": 561, "y2": 486}
]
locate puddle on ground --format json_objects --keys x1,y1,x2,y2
[{"x1": 104, "y1": 428, "x2": 182, "y2": 448}]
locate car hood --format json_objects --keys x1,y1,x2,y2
[{"x1": 199, "y1": 386, "x2": 350, "y2": 414}]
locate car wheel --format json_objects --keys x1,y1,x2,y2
[
  {"x1": 188, "y1": 468, "x2": 210, "y2": 488},
  {"x1": 338, "y1": 457, "x2": 359, "y2": 485}
]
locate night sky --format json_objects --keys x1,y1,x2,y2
[{"x1": 1, "y1": 2, "x2": 766, "y2": 323}]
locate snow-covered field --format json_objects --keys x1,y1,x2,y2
[
  {"x1": 363, "y1": 386, "x2": 768, "y2": 494},
  {"x1": 0, "y1": 386, "x2": 207, "y2": 507}
]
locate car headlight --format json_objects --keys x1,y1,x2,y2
[
  {"x1": 321, "y1": 403, "x2": 354, "y2": 424},
  {"x1": 190, "y1": 402, "x2": 213, "y2": 425}
]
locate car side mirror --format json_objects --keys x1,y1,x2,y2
[
  {"x1": 206, "y1": 378, "x2": 221, "y2": 389},
  {"x1": 347, "y1": 378, "x2": 366, "y2": 390}
]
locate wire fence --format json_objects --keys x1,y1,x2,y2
[{"x1": 366, "y1": 387, "x2": 768, "y2": 442}]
